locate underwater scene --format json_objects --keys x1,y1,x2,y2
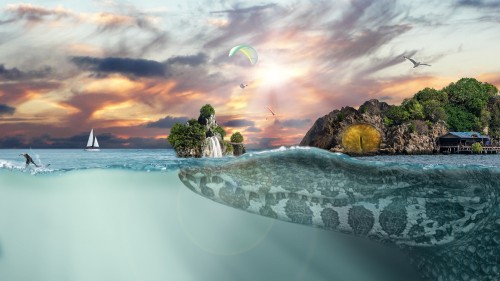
[
  {"x1": 2, "y1": 1, "x2": 500, "y2": 280},
  {"x1": 0, "y1": 148, "x2": 498, "y2": 281}
]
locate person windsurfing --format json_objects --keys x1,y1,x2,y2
[{"x1": 20, "y1": 153, "x2": 39, "y2": 167}]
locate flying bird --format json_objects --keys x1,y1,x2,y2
[
  {"x1": 240, "y1": 83, "x2": 248, "y2": 89},
  {"x1": 403, "y1": 56, "x2": 431, "y2": 68},
  {"x1": 267, "y1": 106, "x2": 276, "y2": 116},
  {"x1": 266, "y1": 106, "x2": 278, "y2": 120}
]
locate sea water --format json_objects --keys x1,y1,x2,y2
[{"x1": 1, "y1": 149, "x2": 499, "y2": 281}]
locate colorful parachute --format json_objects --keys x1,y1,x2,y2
[{"x1": 228, "y1": 44, "x2": 258, "y2": 65}]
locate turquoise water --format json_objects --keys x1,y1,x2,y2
[
  {"x1": 1, "y1": 148, "x2": 499, "y2": 281},
  {"x1": 0, "y1": 149, "x2": 185, "y2": 173},
  {"x1": 356, "y1": 153, "x2": 500, "y2": 168}
]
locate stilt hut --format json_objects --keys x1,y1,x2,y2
[{"x1": 438, "y1": 132, "x2": 490, "y2": 153}]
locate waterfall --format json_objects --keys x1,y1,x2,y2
[
  {"x1": 207, "y1": 136, "x2": 223, "y2": 158},
  {"x1": 213, "y1": 136, "x2": 222, "y2": 157}
]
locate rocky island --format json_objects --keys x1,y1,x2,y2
[
  {"x1": 167, "y1": 104, "x2": 245, "y2": 158},
  {"x1": 300, "y1": 78, "x2": 500, "y2": 155}
]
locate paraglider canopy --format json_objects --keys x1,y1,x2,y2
[{"x1": 229, "y1": 44, "x2": 258, "y2": 65}]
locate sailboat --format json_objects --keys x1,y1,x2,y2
[{"x1": 85, "y1": 128, "x2": 100, "y2": 151}]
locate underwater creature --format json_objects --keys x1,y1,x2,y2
[
  {"x1": 229, "y1": 44, "x2": 258, "y2": 65},
  {"x1": 179, "y1": 148, "x2": 499, "y2": 281},
  {"x1": 404, "y1": 56, "x2": 431, "y2": 68}
]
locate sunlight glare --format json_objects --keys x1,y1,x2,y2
[{"x1": 256, "y1": 63, "x2": 303, "y2": 87}]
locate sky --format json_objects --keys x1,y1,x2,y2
[{"x1": 1, "y1": 0, "x2": 500, "y2": 149}]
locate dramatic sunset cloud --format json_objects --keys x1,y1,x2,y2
[{"x1": 1, "y1": 0, "x2": 500, "y2": 148}]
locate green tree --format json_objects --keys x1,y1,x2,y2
[
  {"x1": 443, "y1": 78, "x2": 498, "y2": 116},
  {"x1": 198, "y1": 104, "x2": 215, "y2": 125},
  {"x1": 488, "y1": 98, "x2": 500, "y2": 139},
  {"x1": 444, "y1": 105, "x2": 480, "y2": 131},
  {"x1": 383, "y1": 116, "x2": 393, "y2": 126},
  {"x1": 402, "y1": 99, "x2": 425, "y2": 120},
  {"x1": 471, "y1": 142, "x2": 483, "y2": 154},
  {"x1": 168, "y1": 119, "x2": 206, "y2": 151},
  {"x1": 230, "y1": 132, "x2": 244, "y2": 143},
  {"x1": 213, "y1": 125, "x2": 226, "y2": 139},
  {"x1": 414, "y1": 87, "x2": 448, "y2": 104},
  {"x1": 480, "y1": 109, "x2": 491, "y2": 129},
  {"x1": 224, "y1": 140, "x2": 234, "y2": 154},
  {"x1": 385, "y1": 105, "x2": 409, "y2": 125},
  {"x1": 422, "y1": 100, "x2": 448, "y2": 122}
]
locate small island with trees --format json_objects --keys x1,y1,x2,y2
[
  {"x1": 301, "y1": 77, "x2": 500, "y2": 155},
  {"x1": 167, "y1": 104, "x2": 245, "y2": 158}
]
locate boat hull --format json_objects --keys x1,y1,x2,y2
[{"x1": 85, "y1": 148, "x2": 100, "y2": 152}]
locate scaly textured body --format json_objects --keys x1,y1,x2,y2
[{"x1": 179, "y1": 148, "x2": 499, "y2": 281}]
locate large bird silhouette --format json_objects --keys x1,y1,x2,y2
[{"x1": 404, "y1": 56, "x2": 431, "y2": 68}]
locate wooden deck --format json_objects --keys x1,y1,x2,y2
[{"x1": 440, "y1": 145, "x2": 500, "y2": 154}]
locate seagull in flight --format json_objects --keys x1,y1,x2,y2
[
  {"x1": 240, "y1": 83, "x2": 248, "y2": 89},
  {"x1": 267, "y1": 106, "x2": 276, "y2": 116},
  {"x1": 266, "y1": 106, "x2": 279, "y2": 121},
  {"x1": 403, "y1": 56, "x2": 431, "y2": 68}
]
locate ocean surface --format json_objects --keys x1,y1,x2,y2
[{"x1": 0, "y1": 148, "x2": 499, "y2": 281}]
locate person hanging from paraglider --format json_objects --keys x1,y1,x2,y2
[
  {"x1": 19, "y1": 153, "x2": 39, "y2": 167},
  {"x1": 229, "y1": 45, "x2": 257, "y2": 90}
]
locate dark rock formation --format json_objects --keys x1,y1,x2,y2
[
  {"x1": 232, "y1": 144, "x2": 246, "y2": 156},
  {"x1": 384, "y1": 120, "x2": 447, "y2": 154},
  {"x1": 300, "y1": 99, "x2": 448, "y2": 155},
  {"x1": 176, "y1": 146, "x2": 203, "y2": 158}
]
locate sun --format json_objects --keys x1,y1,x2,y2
[{"x1": 255, "y1": 63, "x2": 303, "y2": 87}]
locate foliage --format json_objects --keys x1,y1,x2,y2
[
  {"x1": 198, "y1": 104, "x2": 215, "y2": 125},
  {"x1": 224, "y1": 140, "x2": 234, "y2": 154},
  {"x1": 408, "y1": 121, "x2": 416, "y2": 133},
  {"x1": 167, "y1": 104, "x2": 239, "y2": 157},
  {"x1": 443, "y1": 78, "x2": 497, "y2": 116},
  {"x1": 230, "y1": 132, "x2": 244, "y2": 143},
  {"x1": 167, "y1": 119, "x2": 206, "y2": 151},
  {"x1": 422, "y1": 100, "x2": 447, "y2": 122},
  {"x1": 383, "y1": 116, "x2": 393, "y2": 126},
  {"x1": 444, "y1": 105, "x2": 480, "y2": 131},
  {"x1": 471, "y1": 142, "x2": 483, "y2": 154},
  {"x1": 213, "y1": 125, "x2": 226, "y2": 139},
  {"x1": 385, "y1": 106, "x2": 409, "y2": 125},
  {"x1": 383, "y1": 78, "x2": 499, "y2": 141},
  {"x1": 488, "y1": 98, "x2": 500, "y2": 139},
  {"x1": 480, "y1": 109, "x2": 491, "y2": 128},
  {"x1": 401, "y1": 99, "x2": 425, "y2": 120},
  {"x1": 414, "y1": 87, "x2": 448, "y2": 104}
]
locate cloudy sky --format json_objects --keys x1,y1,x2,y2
[{"x1": 1, "y1": 0, "x2": 500, "y2": 148}]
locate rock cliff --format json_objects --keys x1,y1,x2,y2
[{"x1": 300, "y1": 99, "x2": 448, "y2": 155}]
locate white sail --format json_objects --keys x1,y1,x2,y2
[
  {"x1": 85, "y1": 128, "x2": 100, "y2": 151},
  {"x1": 86, "y1": 129, "x2": 94, "y2": 147}
]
